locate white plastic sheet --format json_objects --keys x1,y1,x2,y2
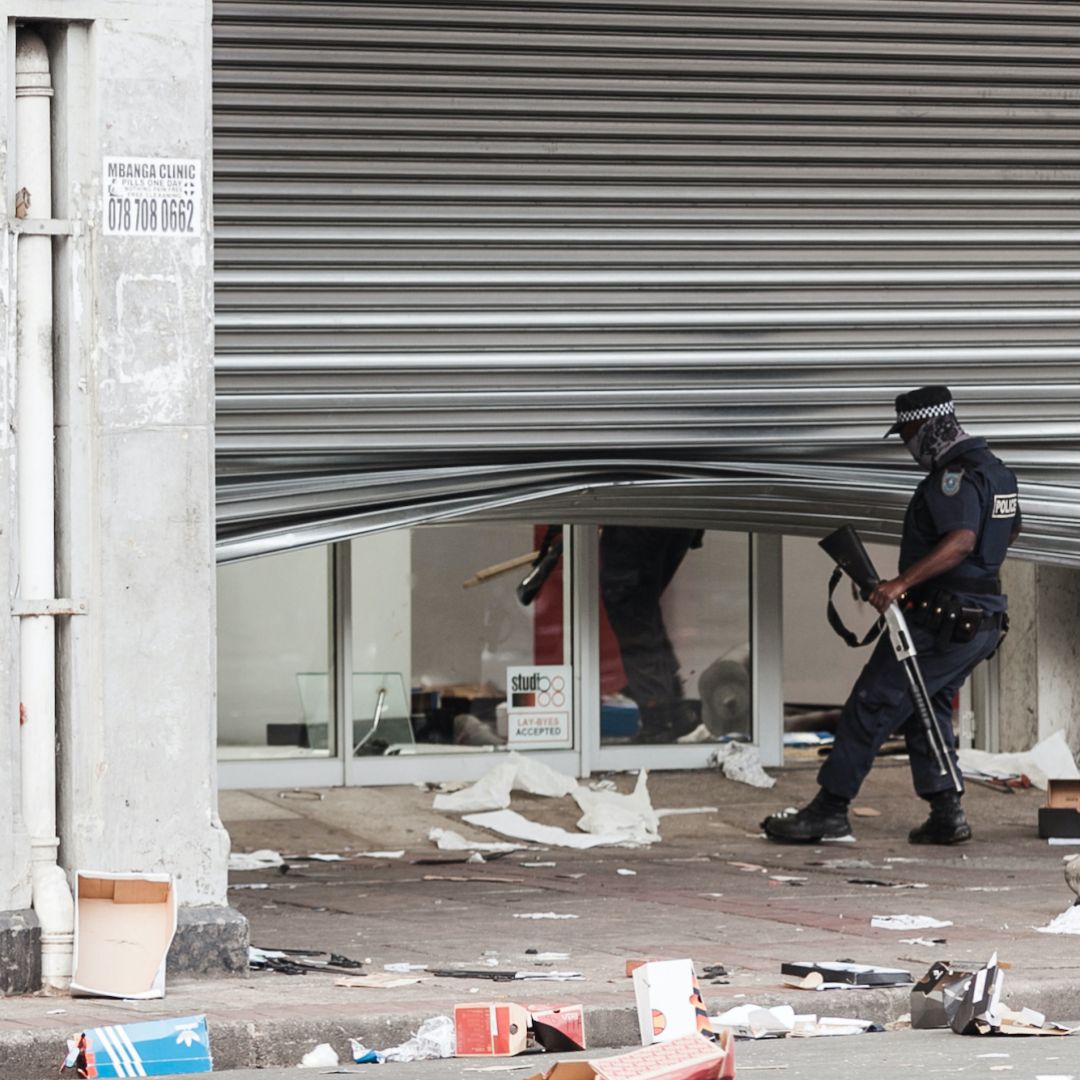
[
  {"x1": 463, "y1": 808, "x2": 635, "y2": 848},
  {"x1": 229, "y1": 848, "x2": 284, "y2": 871},
  {"x1": 433, "y1": 753, "x2": 578, "y2": 812},
  {"x1": 958, "y1": 730, "x2": 1079, "y2": 791},
  {"x1": 572, "y1": 769, "x2": 660, "y2": 845},
  {"x1": 428, "y1": 827, "x2": 526, "y2": 853}
]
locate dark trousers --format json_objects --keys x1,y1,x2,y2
[
  {"x1": 600, "y1": 526, "x2": 696, "y2": 708},
  {"x1": 817, "y1": 621, "x2": 1002, "y2": 801}
]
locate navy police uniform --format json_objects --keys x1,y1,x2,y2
[{"x1": 817, "y1": 436, "x2": 1021, "y2": 800}]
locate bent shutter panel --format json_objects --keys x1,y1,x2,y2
[{"x1": 212, "y1": 1, "x2": 1080, "y2": 563}]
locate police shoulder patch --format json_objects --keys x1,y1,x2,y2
[{"x1": 941, "y1": 469, "x2": 963, "y2": 496}]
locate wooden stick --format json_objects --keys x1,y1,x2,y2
[{"x1": 462, "y1": 550, "x2": 540, "y2": 589}]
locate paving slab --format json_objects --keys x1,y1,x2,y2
[{"x1": 3, "y1": 759, "x2": 1077, "y2": 1079}]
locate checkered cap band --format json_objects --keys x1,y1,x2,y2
[{"x1": 895, "y1": 400, "x2": 954, "y2": 425}]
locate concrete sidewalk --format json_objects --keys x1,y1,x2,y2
[{"x1": 3, "y1": 758, "x2": 1077, "y2": 1078}]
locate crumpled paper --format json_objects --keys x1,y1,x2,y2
[
  {"x1": 707, "y1": 742, "x2": 776, "y2": 789},
  {"x1": 380, "y1": 1015, "x2": 456, "y2": 1062}
]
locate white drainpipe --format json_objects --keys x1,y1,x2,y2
[{"x1": 15, "y1": 28, "x2": 74, "y2": 990}]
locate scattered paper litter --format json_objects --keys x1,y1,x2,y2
[
  {"x1": 463, "y1": 808, "x2": 632, "y2": 848},
  {"x1": 791, "y1": 1016, "x2": 878, "y2": 1037},
  {"x1": 229, "y1": 848, "x2": 284, "y2": 871},
  {"x1": 528, "y1": 952, "x2": 570, "y2": 961},
  {"x1": 572, "y1": 769, "x2": 660, "y2": 844},
  {"x1": 617, "y1": 868, "x2": 637, "y2": 876},
  {"x1": 359, "y1": 850, "x2": 405, "y2": 859},
  {"x1": 656, "y1": 806, "x2": 720, "y2": 818},
  {"x1": 464, "y1": 1066, "x2": 534, "y2": 1073},
  {"x1": 708, "y1": 742, "x2": 776, "y2": 788},
  {"x1": 513, "y1": 911, "x2": 579, "y2": 920},
  {"x1": 428, "y1": 827, "x2": 526, "y2": 853},
  {"x1": 872, "y1": 914, "x2": 953, "y2": 930},
  {"x1": 337, "y1": 973, "x2": 426, "y2": 989},
  {"x1": 712, "y1": 1003, "x2": 794, "y2": 1039},
  {"x1": 304, "y1": 852, "x2": 345, "y2": 861},
  {"x1": 385, "y1": 962, "x2": 428, "y2": 971},
  {"x1": 899, "y1": 937, "x2": 948, "y2": 947},
  {"x1": 521, "y1": 861, "x2": 556, "y2": 868},
  {"x1": 1048, "y1": 838, "x2": 1080, "y2": 846},
  {"x1": 957, "y1": 730, "x2": 1078, "y2": 791},
  {"x1": 299, "y1": 1043, "x2": 339, "y2": 1068},
  {"x1": 433, "y1": 752, "x2": 578, "y2": 812},
  {"x1": 1036, "y1": 905, "x2": 1080, "y2": 935}
]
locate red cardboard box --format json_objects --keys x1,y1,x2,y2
[
  {"x1": 529, "y1": 1004, "x2": 587, "y2": 1052},
  {"x1": 455, "y1": 1003, "x2": 531, "y2": 1056},
  {"x1": 525, "y1": 1031, "x2": 734, "y2": 1080}
]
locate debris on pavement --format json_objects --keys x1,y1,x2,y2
[
  {"x1": 791, "y1": 1017, "x2": 882, "y2": 1037},
  {"x1": 958, "y1": 730, "x2": 1078, "y2": 791},
  {"x1": 848, "y1": 879, "x2": 928, "y2": 889},
  {"x1": 523, "y1": 1031, "x2": 734, "y2": 1080},
  {"x1": 851, "y1": 807, "x2": 881, "y2": 818},
  {"x1": 899, "y1": 937, "x2": 947, "y2": 947},
  {"x1": 712, "y1": 1003, "x2": 794, "y2": 1039},
  {"x1": 464, "y1": 809, "x2": 632, "y2": 848},
  {"x1": 336, "y1": 973, "x2": 426, "y2": 989},
  {"x1": 433, "y1": 753, "x2": 578, "y2": 813},
  {"x1": 300, "y1": 1042, "x2": 340, "y2": 1067},
  {"x1": 871, "y1": 914, "x2": 953, "y2": 930},
  {"x1": 572, "y1": 770, "x2": 660, "y2": 844},
  {"x1": 1037, "y1": 904, "x2": 1080, "y2": 935},
  {"x1": 380, "y1": 1015, "x2": 457, "y2": 1061},
  {"x1": 513, "y1": 912, "x2": 579, "y2": 920},
  {"x1": 780, "y1": 961, "x2": 913, "y2": 988},
  {"x1": 229, "y1": 848, "x2": 285, "y2": 870},
  {"x1": 62, "y1": 1015, "x2": 212, "y2": 1077},
  {"x1": 913, "y1": 955, "x2": 1078, "y2": 1036},
  {"x1": 350, "y1": 1038, "x2": 382, "y2": 1064},
  {"x1": 707, "y1": 742, "x2": 776, "y2": 789},
  {"x1": 632, "y1": 959, "x2": 711, "y2": 1045},
  {"x1": 429, "y1": 827, "x2": 526, "y2": 853},
  {"x1": 250, "y1": 946, "x2": 365, "y2": 975}
]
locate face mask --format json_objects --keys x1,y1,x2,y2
[{"x1": 904, "y1": 430, "x2": 934, "y2": 471}]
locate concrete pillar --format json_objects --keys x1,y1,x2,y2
[
  {"x1": 0, "y1": 3, "x2": 246, "y2": 978},
  {"x1": 998, "y1": 560, "x2": 1080, "y2": 756}
]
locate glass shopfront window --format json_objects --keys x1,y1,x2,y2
[
  {"x1": 596, "y1": 527, "x2": 751, "y2": 745},
  {"x1": 217, "y1": 546, "x2": 334, "y2": 759},
  {"x1": 350, "y1": 522, "x2": 570, "y2": 754}
]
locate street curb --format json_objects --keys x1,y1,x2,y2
[{"x1": 6, "y1": 978, "x2": 1078, "y2": 1079}]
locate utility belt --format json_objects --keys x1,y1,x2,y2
[{"x1": 904, "y1": 582, "x2": 1008, "y2": 648}]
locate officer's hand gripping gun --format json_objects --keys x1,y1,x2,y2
[{"x1": 819, "y1": 524, "x2": 963, "y2": 794}]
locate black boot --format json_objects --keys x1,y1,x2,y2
[
  {"x1": 762, "y1": 789, "x2": 852, "y2": 844},
  {"x1": 909, "y1": 791, "x2": 972, "y2": 845}
]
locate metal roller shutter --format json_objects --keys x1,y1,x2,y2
[{"x1": 212, "y1": 1, "x2": 1080, "y2": 563}]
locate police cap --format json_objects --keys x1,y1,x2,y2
[{"x1": 884, "y1": 385, "x2": 954, "y2": 437}]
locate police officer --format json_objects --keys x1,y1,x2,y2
[{"x1": 763, "y1": 386, "x2": 1021, "y2": 845}]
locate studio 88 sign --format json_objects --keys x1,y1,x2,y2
[
  {"x1": 103, "y1": 157, "x2": 201, "y2": 236},
  {"x1": 506, "y1": 665, "x2": 572, "y2": 749}
]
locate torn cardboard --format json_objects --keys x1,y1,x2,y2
[
  {"x1": 632, "y1": 959, "x2": 712, "y2": 1046},
  {"x1": 910, "y1": 960, "x2": 974, "y2": 1029},
  {"x1": 71, "y1": 871, "x2": 176, "y2": 999},
  {"x1": 525, "y1": 1031, "x2": 734, "y2": 1080},
  {"x1": 454, "y1": 1003, "x2": 586, "y2": 1056}
]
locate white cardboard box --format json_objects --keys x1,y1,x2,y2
[
  {"x1": 632, "y1": 959, "x2": 709, "y2": 1046},
  {"x1": 71, "y1": 870, "x2": 177, "y2": 999}
]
